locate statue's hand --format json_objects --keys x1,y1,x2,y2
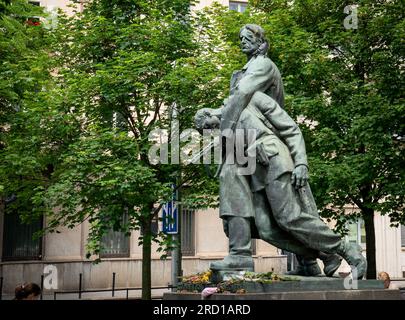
[
  {"x1": 205, "y1": 115, "x2": 220, "y2": 129},
  {"x1": 291, "y1": 164, "x2": 308, "y2": 189}
]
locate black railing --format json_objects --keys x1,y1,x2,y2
[
  {"x1": 50, "y1": 272, "x2": 174, "y2": 300},
  {"x1": 0, "y1": 277, "x2": 3, "y2": 300},
  {"x1": 79, "y1": 273, "x2": 83, "y2": 299},
  {"x1": 112, "y1": 272, "x2": 116, "y2": 297},
  {"x1": 53, "y1": 286, "x2": 174, "y2": 300},
  {"x1": 40, "y1": 274, "x2": 44, "y2": 300},
  {"x1": 0, "y1": 271, "x2": 175, "y2": 300}
]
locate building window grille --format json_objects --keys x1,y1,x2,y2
[
  {"x1": 2, "y1": 208, "x2": 42, "y2": 261},
  {"x1": 229, "y1": 1, "x2": 247, "y2": 13},
  {"x1": 181, "y1": 209, "x2": 195, "y2": 256},
  {"x1": 100, "y1": 212, "x2": 130, "y2": 258},
  {"x1": 346, "y1": 218, "x2": 366, "y2": 249},
  {"x1": 252, "y1": 239, "x2": 256, "y2": 255}
]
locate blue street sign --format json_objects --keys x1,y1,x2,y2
[{"x1": 162, "y1": 199, "x2": 178, "y2": 234}]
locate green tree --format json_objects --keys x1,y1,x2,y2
[
  {"x1": 0, "y1": 0, "x2": 40, "y2": 112},
  {"x1": 2, "y1": 0, "x2": 221, "y2": 300},
  {"x1": 0, "y1": 0, "x2": 52, "y2": 226},
  {"x1": 0, "y1": 0, "x2": 49, "y2": 150},
  {"x1": 38, "y1": 0, "x2": 203, "y2": 300}
]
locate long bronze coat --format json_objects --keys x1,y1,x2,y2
[{"x1": 219, "y1": 55, "x2": 314, "y2": 221}]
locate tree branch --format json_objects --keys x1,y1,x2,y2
[
  {"x1": 349, "y1": 194, "x2": 365, "y2": 211},
  {"x1": 146, "y1": 97, "x2": 162, "y2": 131}
]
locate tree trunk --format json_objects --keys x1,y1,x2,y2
[
  {"x1": 141, "y1": 216, "x2": 152, "y2": 300},
  {"x1": 363, "y1": 209, "x2": 376, "y2": 279}
]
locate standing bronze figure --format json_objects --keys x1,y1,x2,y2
[{"x1": 195, "y1": 24, "x2": 367, "y2": 279}]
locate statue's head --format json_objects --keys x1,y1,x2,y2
[
  {"x1": 239, "y1": 24, "x2": 268, "y2": 57},
  {"x1": 195, "y1": 108, "x2": 220, "y2": 132}
]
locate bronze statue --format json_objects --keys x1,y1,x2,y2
[{"x1": 195, "y1": 24, "x2": 367, "y2": 279}]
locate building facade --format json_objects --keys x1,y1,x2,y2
[{"x1": 1, "y1": 0, "x2": 404, "y2": 296}]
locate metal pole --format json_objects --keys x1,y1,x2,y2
[
  {"x1": 0, "y1": 277, "x2": 3, "y2": 301},
  {"x1": 78, "y1": 273, "x2": 82, "y2": 299},
  {"x1": 126, "y1": 288, "x2": 129, "y2": 300},
  {"x1": 171, "y1": 234, "x2": 179, "y2": 292},
  {"x1": 170, "y1": 103, "x2": 183, "y2": 292},
  {"x1": 177, "y1": 184, "x2": 182, "y2": 286},
  {"x1": 171, "y1": 183, "x2": 182, "y2": 292},
  {"x1": 112, "y1": 272, "x2": 116, "y2": 297},
  {"x1": 40, "y1": 274, "x2": 44, "y2": 300}
]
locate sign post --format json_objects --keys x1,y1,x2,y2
[
  {"x1": 165, "y1": 103, "x2": 182, "y2": 292},
  {"x1": 163, "y1": 183, "x2": 182, "y2": 292}
]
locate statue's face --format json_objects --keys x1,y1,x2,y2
[{"x1": 240, "y1": 28, "x2": 261, "y2": 56}]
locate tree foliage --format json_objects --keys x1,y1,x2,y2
[
  {"x1": 1, "y1": 0, "x2": 223, "y2": 299},
  {"x1": 0, "y1": 0, "x2": 52, "y2": 216}
]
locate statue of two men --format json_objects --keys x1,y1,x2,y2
[{"x1": 195, "y1": 24, "x2": 367, "y2": 279}]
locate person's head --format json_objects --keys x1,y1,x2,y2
[
  {"x1": 239, "y1": 24, "x2": 268, "y2": 57},
  {"x1": 378, "y1": 271, "x2": 391, "y2": 289},
  {"x1": 195, "y1": 108, "x2": 220, "y2": 132},
  {"x1": 14, "y1": 283, "x2": 41, "y2": 300}
]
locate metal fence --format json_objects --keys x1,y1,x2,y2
[
  {"x1": 2, "y1": 272, "x2": 405, "y2": 300},
  {"x1": 0, "y1": 273, "x2": 174, "y2": 300}
]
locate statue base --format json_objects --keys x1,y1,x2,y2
[
  {"x1": 166, "y1": 271, "x2": 402, "y2": 300},
  {"x1": 164, "y1": 287, "x2": 402, "y2": 300},
  {"x1": 210, "y1": 270, "x2": 385, "y2": 291}
]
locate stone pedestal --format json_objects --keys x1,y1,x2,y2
[
  {"x1": 164, "y1": 289, "x2": 402, "y2": 300},
  {"x1": 165, "y1": 277, "x2": 403, "y2": 300}
]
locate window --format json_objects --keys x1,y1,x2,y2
[
  {"x1": 140, "y1": 212, "x2": 159, "y2": 236},
  {"x1": 100, "y1": 212, "x2": 130, "y2": 258},
  {"x1": 281, "y1": 250, "x2": 298, "y2": 272},
  {"x1": 401, "y1": 225, "x2": 405, "y2": 247},
  {"x1": 27, "y1": 2, "x2": 41, "y2": 26},
  {"x1": 229, "y1": 1, "x2": 248, "y2": 13},
  {"x1": 181, "y1": 209, "x2": 195, "y2": 256},
  {"x1": 2, "y1": 207, "x2": 43, "y2": 261},
  {"x1": 346, "y1": 218, "x2": 366, "y2": 248},
  {"x1": 164, "y1": 208, "x2": 195, "y2": 257},
  {"x1": 151, "y1": 213, "x2": 159, "y2": 235}
]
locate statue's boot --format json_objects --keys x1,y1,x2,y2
[
  {"x1": 210, "y1": 216, "x2": 254, "y2": 271},
  {"x1": 337, "y1": 241, "x2": 367, "y2": 280},
  {"x1": 285, "y1": 255, "x2": 321, "y2": 276},
  {"x1": 286, "y1": 253, "x2": 342, "y2": 277},
  {"x1": 209, "y1": 255, "x2": 254, "y2": 271},
  {"x1": 319, "y1": 252, "x2": 342, "y2": 277}
]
